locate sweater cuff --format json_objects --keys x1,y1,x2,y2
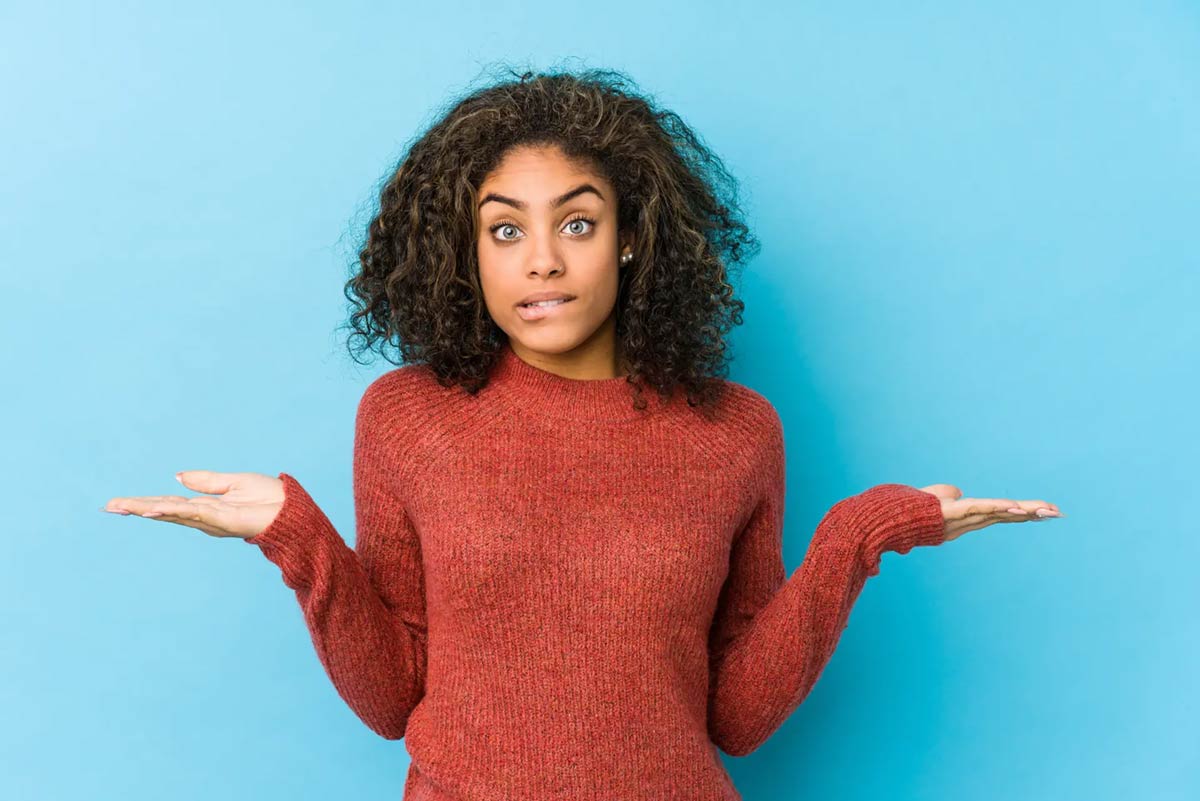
[
  {"x1": 844, "y1": 483, "x2": 946, "y2": 576},
  {"x1": 243, "y1": 472, "x2": 337, "y2": 588}
]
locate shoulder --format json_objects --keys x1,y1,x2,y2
[
  {"x1": 710, "y1": 377, "x2": 784, "y2": 442},
  {"x1": 360, "y1": 361, "x2": 441, "y2": 404},
  {"x1": 356, "y1": 362, "x2": 467, "y2": 434},
  {"x1": 351, "y1": 363, "x2": 471, "y2": 485},
  {"x1": 707, "y1": 378, "x2": 786, "y2": 493},
  {"x1": 668, "y1": 375, "x2": 784, "y2": 490}
]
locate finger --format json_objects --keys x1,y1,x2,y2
[
  {"x1": 953, "y1": 500, "x2": 1052, "y2": 526},
  {"x1": 176, "y1": 470, "x2": 241, "y2": 496},
  {"x1": 103, "y1": 495, "x2": 193, "y2": 512},
  {"x1": 112, "y1": 495, "x2": 192, "y2": 504},
  {"x1": 113, "y1": 499, "x2": 226, "y2": 529},
  {"x1": 1027, "y1": 499, "x2": 1062, "y2": 514},
  {"x1": 951, "y1": 509, "x2": 1046, "y2": 540},
  {"x1": 126, "y1": 508, "x2": 230, "y2": 538},
  {"x1": 962, "y1": 498, "x2": 1062, "y2": 518},
  {"x1": 977, "y1": 505, "x2": 1060, "y2": 523},
  {"x1": 957, "y1": 498, "x2": 1023, "y2": 517},
  {"x1": 104, "y1": 498, "x2": 188, "y2": 517},
  {"x1": 1008, "y1": 499, "x2": 1064, "y2": 518}
]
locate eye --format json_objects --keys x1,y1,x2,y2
[
  {"x1": 491, "y1": 222, "x2": 521, "y2": 242},
  {"x1": 487, "y1": 214, "x2": 598, "y2": 243},
  {"x1": 562, "y1": 215, "x2": 596, "y2": 236}
]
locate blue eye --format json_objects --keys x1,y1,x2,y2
[
  {"x1": 492, "y1": 223, "x2": 521, "y2": 241},
  {"x1": 563, "y1": 216, "x2": 595, "y2": 235},
  {"x1": 488, "y1": 215, "x2": 597, "y2": 242}
]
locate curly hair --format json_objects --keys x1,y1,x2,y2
[{"x1": 340, "y1": 60, "x2": 761, "y2": 411}]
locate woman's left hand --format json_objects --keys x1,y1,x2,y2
[{"x1": 918, "y1": 484, "x2": 1064, "y2": 543}]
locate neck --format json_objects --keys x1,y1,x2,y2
[
  {"x1": 508, "y1": 328, "x2": 627, "y2": 381},
  {"x1": 485, "y1": 340, "x2": 671, "y2": 423}
]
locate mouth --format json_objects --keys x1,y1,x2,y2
[{"x1": 515, "y1": 297, "x2": 575, "y2": 321}]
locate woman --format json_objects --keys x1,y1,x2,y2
[{"x1": 101, "y1": 66, "x2": 1062, "y2": 800}]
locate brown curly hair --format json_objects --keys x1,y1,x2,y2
[{"x1": 340, "y1": 60, "x2": 761, "y2": 411}]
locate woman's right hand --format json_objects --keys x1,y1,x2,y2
[{"x1": 101, "y1": 471, "x2": 285, "y2": 540}]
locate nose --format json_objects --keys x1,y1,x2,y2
[{"x1": 526, "y1": 230, "x2": 565, "y2": 277}]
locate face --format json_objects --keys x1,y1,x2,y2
[{"x1": 476, "y1": 143, "x2": 633, "y2": 373}]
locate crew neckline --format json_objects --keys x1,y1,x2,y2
[{"x1": 487, "y1": 341, "x2": 674, "y2": 423}]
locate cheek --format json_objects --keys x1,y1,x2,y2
[
  {"x1": 576, "y1": 278, "x2": 620, "y2": 322},
  {"x1": 476, "y1": 250, "x2": 510, "y2": 305}
]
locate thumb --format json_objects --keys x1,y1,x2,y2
[
  {"x1": 918, "y1": 483, "x2": 963, "y2": 500},
  {"x1": 176, "y1": 470, "x2": 239, "y2": 496}
]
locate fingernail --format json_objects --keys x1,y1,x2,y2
[
  {"x1": 101, "y1": 506, "x2": 130, "y2": 515},
  {"x1": 1007, "y1": 507, "x2": 1028, "y2": 514},
  {"x1": 175, "y1": 473, "x2": 183, "y2": 483},
  {"x1": 142, "y1": 511, "x2": 163, "y2": 518},
  {"x1": 1036, "y1": 508, "x2": 1060, "y2": 517}
]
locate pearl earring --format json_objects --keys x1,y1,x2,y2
[{"x1": 620, "y1": 252, "x2": 633, "y2": 264}]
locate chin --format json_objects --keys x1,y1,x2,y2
[{"x1": 506, "y1": 325, "x2": 597, "y2": 356}]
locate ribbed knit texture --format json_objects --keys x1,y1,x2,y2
[{"x1": 245, "y1": 342, "x2": 946, "y2": 800}]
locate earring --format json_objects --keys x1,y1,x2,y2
[{"x1": 620, "y1": 252, "x2": 634, "y2": 265}]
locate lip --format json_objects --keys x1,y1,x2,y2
[
  {"x1": 515, "y1": 291, "x2": 577, "y2": 307},
  {"x1": 515, "y1": 296, "x2": 576, "y2": 322}
]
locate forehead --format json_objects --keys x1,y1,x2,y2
[{"x1": 478, "y1": 145, "x2": 610, "y2": 195}]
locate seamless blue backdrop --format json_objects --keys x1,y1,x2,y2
[{"x1": 3, "y1": 1, "x2": 1196, "y2": 799}]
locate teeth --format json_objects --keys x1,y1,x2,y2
[{"x1": 523, "y1": 299, "x2": 568, "y2": 308}]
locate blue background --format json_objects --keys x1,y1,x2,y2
[{"x1": 3, "y1": 1, "x2": 1196, "y2": 799}]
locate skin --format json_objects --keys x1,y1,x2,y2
[
  {"x1": 476, "y1": 143, "x2": 635, "y2": 380},
  {"x1": 100, "y1": 144, "x2": 1064, "y2": 540}
]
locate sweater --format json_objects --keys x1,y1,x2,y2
[{"x1": 244, "y1": 341, "x2": 947, "y2": 800}]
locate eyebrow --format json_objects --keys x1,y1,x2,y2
[{"x1": 478, "y1": 182, "x2": 606, "y2": 212}]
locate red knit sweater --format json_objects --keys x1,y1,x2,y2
[{"x1": 245, "y1": 342, "x2": 946, "y2": 800}]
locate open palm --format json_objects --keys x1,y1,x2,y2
[
  {"x1": 101, "y1": 470, "x2": 283, "y2": 540},
  {"x1": 920, "y1": 483, "x2": 1064, "y2": 543}
]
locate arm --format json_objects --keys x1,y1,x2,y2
[
  {"x1": 706, "y1": 409, "x2": 944, "y2": 757},
  {"x1": 244, "y1": 382, "x2": 427, "y2": 740}
]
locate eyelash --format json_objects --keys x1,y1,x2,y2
[{"x1": 488, "y1": 214, "x2": 597, "y2": 242}]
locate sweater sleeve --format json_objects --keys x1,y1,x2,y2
[
  {"x1": 243, "y1": 384, "x2": 427, "y2": 740},
  {"x1": 705, "y1": 409, "x2": 945, "y2": 757}
]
